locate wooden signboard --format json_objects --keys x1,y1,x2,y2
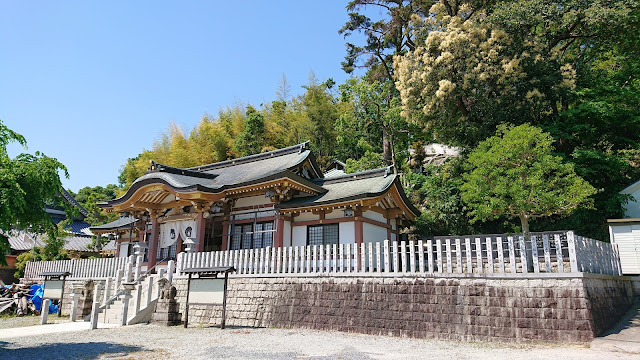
[
  {"x1": 188, "y1": 279, "x2": 225, "y2": 305},
  {"x1": 42, "y1": 279, "x2": 64, "y2": 300},
  {"x1": 39, "y1": 271, "x2": 71, "y2": 317},
  {"x1": 183, "y1": 266, "x2": 235, "y2": 329}
]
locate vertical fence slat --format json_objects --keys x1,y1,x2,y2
[
  {"x1": 418, "y1": 240, "x2": 425, "y2": 273},
  {"x1": 465, "y1": 238, "x2": 472, "y2": 273},
  {"x1": 400, "y1": 241, "x2": 407, "y2": 274},
  {"x1": 409, "y1": 240, "x2": 416, "y2": 273},
  {"x1": 367, "y1": 242, "x2": 374, "y2": 273},
  {"x1": 318, "y1": 245, "x2": 325, "y2": 273},
  {"x1": 553, "y1": 234, "x2": 564, "y2": 273},
  {"x1": 531, "y1": 235, "x2": 540, "y2": 273},
  {"x1": 346, "y1": 243, "x2": 352, "y2": 273},
  {"x1": 383, "y1": 240, "x2": 390, "y2": 273},
  {"x1": 567, "y1": 231, "x2": 578, "y2": 273},
  {"x1": 508, "y1": 236, "x2": 517, "y2": 273},
  {"x1": 475, "y1": 237, "x2": 483, "y2": 274},
  {"x1": 376, "y1": 242, "x2": 382, "y2": 274},
  {"x1": 455, "y1": 238, "x2": 462, "y2": 273},
  {"x1": 542, "y1": 234, "x2": 551, "y2": 273},
  {"x1": 360, "y1": 243, "x2": 366, "y2": 273},
  {"x1": 519, "y1": 235, "x2": 528, "y2": 274},
  {"x1": 445, "y1": 239, "x2": 452, "y2": 273},
  {"x1": 392, "y1": 241, "x2": 399, "y2": 273},
  {"x1": 427, "y1": 240, "x2": 434, "y2": 273},
  {"x1": 486, "y1": 237, "x2": 494, "y2": 274},
  {"x1": 436, "y1": 239, "x2": 442, "y2": 274},
  {"x1": 496, "y1": 237, "x2": 505, "y2": 274}
]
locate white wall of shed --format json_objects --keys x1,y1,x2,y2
[{"x1": 609, "y1": 224, "x2": 640, "y2": 274}]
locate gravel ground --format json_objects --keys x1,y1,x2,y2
[{"x1": 0, "y1": 324, "x2": 638, "y2": 360}]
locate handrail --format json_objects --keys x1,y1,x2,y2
[
  {"x1": 98, "y1": 289, "x2": 126, "y2": 311},
  {"x1": 132, "y1": 255, "x2": 171, "y2": 284}
]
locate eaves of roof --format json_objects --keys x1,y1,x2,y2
[{"x1": 102, "y1": 169, "x2": 325, "y2": 208}]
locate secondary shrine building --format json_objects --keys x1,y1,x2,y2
[{"x1": 96, "y1": 142, "x2": 418, "y2": 269}]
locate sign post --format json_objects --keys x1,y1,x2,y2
[
  {"x1": 39, "y1": 271, "x2": 71, "y2": 318},
  {"x1": 182, "y1": 266, "x2": 235, "y2": 329}
]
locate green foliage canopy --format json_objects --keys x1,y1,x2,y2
[
  {"x1": 460, "y1": 124, "x2": 596, "y2": 236},
  {"x1": 0, "y1": 120, "x2": 73, "y2": 265}
]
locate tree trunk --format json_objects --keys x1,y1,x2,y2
[
  {"x1": 519, "y1": 215, "x2": 534, "y2": 272},
  {"x1": 383, "y1": 127, "x2": 392, "y2": 166}
]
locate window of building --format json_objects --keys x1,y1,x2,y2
[
  {"x1": 230, "y1": 221, "x2": 274, "y2": 250},
  {"x1": 157, "y1": 242, "x2": 177, "y2": 262},
  {"x1": 307, "y1": 224, "x2": 339, "y2": 246}
]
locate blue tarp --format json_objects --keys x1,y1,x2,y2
[{"x1": 28, "y1": 284, "x2": 58, "y2": 314}]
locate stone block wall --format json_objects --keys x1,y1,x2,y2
[{"x1": 174, "y1": 275, "x2": 638, "y2": 343}]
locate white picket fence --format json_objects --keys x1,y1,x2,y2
[
  {"x1": 22, "y1": 231, "x2": 622, "y2": 279},
  {"x1": 23, "y1": 256, "x2": 130, "y2": 280},
  {"x1": 175, "y1": 231, "x2": 622, "y2": 277}
]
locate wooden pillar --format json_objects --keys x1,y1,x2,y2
[
  {"x1": 147, "y1": 216, "x2": 160, "y2": 270},
  {"x1": 221, "y1": 223, "x2": 229, "y2": 251},
  {"x1": 387, "y1": 218, "x2": 392, "y2": 241},
  {"x1": 116, "y1": 240, "x2": 121, "y2": 258},
  {"x1": 274, "y1": 216, "x2": 285, "y2": 248},
  {"x1": 196, "y1": 211, "x2": 206, "y2": 252},
  {"x1": 355, "y1": 208, "x2": 364, "y2": 244}
]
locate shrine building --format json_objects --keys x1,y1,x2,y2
[{"x1": 94, "y1": 142, "x2": 418, "y2": 269}]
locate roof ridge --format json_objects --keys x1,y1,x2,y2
[
  {"x1": 187, "y1": 141, "x2": 310, "y2": 172},
  {"x1": 145, "y1": 162, "x2": 218, "y2": 179},
  {"x1": 318, "y1": 166, "x2": 394, "y2": 185},
  {"x1": 60, "y1": 188, "x2": 89, "y2": 217}
]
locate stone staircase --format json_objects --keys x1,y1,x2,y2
[
  {"x1": 87, "y1": 257, "x2": 176, "y2": 329},
  {"x1": 100, "y1": 300, "x2": 124, "y2": 325}
]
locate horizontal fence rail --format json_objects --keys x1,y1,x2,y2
[
  {"x1": 176, "y1": 231, "x2": 622, "y2": 277},
  {"x1": 23, "y1": 256, "x2": 130, "y2": 280},
  {"x1": 22, "y1": 230, "x2": 622, "y2": 280}
]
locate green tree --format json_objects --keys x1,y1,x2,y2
[
  {"x1": 70, "y1": 185, "x2": 119, "y2": 226},
  {"x1": 234, "y1": 106, "x2": 266, "y2": 156},
  {"x1": 460, "y1": 124, "x2": 596, "y2": 240},
  {"x1": 0, "y1": 120, "x2": 74, "y2": 265}
]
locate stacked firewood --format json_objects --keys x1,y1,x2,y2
[{"x1": 0, "y1": 283, "x2": 39, "y2": 316}]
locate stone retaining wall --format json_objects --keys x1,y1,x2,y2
[{"x1": 174, "y1": 275, "x2": 638, "y2": 343}]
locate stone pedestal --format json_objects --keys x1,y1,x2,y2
[
  {"x1": 151, "y1": 298, "x2": 182, "y2": 326},
  {"x1": 73, "y1": 280, "x2": 94, "y2": 320},
  {"x1": 150, "y1": 278, "x2": 181, "y2": 326}
]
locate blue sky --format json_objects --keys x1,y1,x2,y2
[{"x1": 0, "y1": 1, "x2": 370, "y2": 192}]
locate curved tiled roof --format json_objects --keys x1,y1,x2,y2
[
  {"x1": 89, "y1": 216, "x2": 138, "y2": 232},
  {"x1": 278, "y1": 167, "x2": 397, "y2": 208}
]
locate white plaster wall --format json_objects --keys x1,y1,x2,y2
[
  {"x1": 292, "y1": 226, "x2": 307, "y2": 246},
  {"x1": 390, "y1": 218, "x2": 396, "y2": 231},
  {"x1": 295, "y1": 212, "x2": 318, "y2": 222},
  {"x1": 339, "y1": 222, "x2": 355, "y2": 245},
  {"x1": 283, "y1": 221, "x2": 292, "y2": 247},
  {"x1": 363, "y1": 210, "x2": 386, "y2": 223},
  {"x1": 363, "y1": 223, "x2": 388, "y2": 244},
  {"x1": 234, "y1": 195, "x2": 272, "y2": 208},
  {"x1": 391, "y1": 232, "x2": 397, "y2": 242},
  {"x1": 325, "y1": 210, "x2": 344, "y2": 220}
]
